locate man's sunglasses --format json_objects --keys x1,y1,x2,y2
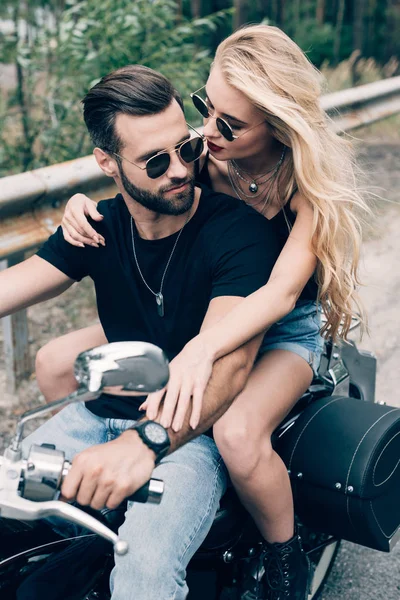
[
  {"x1": 191, "y1": 85, "x2": 265, "y2": 142},
  {"x1": 112, "y1": 123, "x2": 205, "y2": 179}
]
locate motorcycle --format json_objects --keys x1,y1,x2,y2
[{"x1": 0, "y1": 325, "x2": 399, "y2": 600}]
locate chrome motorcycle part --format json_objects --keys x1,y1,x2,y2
[
  {"x1": 11, "y1": 341, "x2": 170, "y2": 454},
  {"x1": 145, "y1": 478, "x2": 165, "y2": 504},
  {"x1": 1, "y1": 341, "x2": 169, "y2": 563},
  {"x1": 21, "y1": 444, "x2": 65, "y2": 502},
  {"x1": 0, "y1": 493, "x2": 128, "y2": 555},
  {"x1": 327, "y1": 359, "x2": 350, "y2": 395},
  {"x1": 73, "y1": 341, "x2": 169, "y2": 396},
  {"x1": 303, "y1": 531, "x2": 341, "y2": 599}
]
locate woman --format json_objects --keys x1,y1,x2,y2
[{"x1": 36, "y1": 25, "x2": 368, "y2": 599}]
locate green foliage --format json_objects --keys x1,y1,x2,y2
[
  {"x1": 293, "y1": 19, "x2": 354, "y2": 66},
  {"x1": 0, "y1": 0, "x2": 230, "y2": 176}
]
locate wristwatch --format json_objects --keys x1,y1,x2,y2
[{"x1": 131, "y1": 421, "x2": 170, "y2": 464}]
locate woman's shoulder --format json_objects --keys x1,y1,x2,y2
[{"x1": 287, "y1": 189, "x2": 312, "y2": 216}]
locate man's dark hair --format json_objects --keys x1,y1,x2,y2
[{"x1": 82, "y1": 65, "x2": 184, "y2": 154}]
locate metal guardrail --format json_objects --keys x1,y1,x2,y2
[
  {"x1": 321, "y1": 75, "x2": 400, "y2": 132},
  {"x1": 1, "y1": 75, "x2": 400, "y2": 391}
]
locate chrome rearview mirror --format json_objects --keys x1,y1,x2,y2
[{"x1": 74, "y1": 341, "x2": 170, "y2": 396}]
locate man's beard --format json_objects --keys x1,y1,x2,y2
[{"x1": 119, "y1": 163, "x2": 195, "y2": 216}]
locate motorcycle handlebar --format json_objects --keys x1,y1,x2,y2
[{"x1": 126, "y1": 478, "x2": 164, "y2": 504}]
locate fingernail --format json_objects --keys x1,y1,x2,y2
[
  {"x1": 79, "y1": 243, "x2": 85, "y2": 248},
  {"x1": 91, "y1": 242, "x2": 99, "y2": 247},
  {"x1": 173, "y1": 423, "x2": 181, "y2": 432}
]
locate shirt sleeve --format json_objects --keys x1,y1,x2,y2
[
  {"x1": 209, "y1": 209, "x2": 281, "y2": 300},
  {"x1": 36, "y1": 225, "x2": 91, "y2": 282}
]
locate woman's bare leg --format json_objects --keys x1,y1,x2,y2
[
  {"x1": 35, "y1": 323, "x2": 107, "y2": 403},
  {"x1": 213, "y1": 349, "x2": 313, "y2": 543}
]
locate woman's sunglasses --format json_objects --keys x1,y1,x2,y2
[
  {"x1": 112, "y1": 124, "x2": 205, "y2": 179},
  {"x1": 191, "y1": 86, "x2": 238, "y2": 142},
  {"x1": 191, "y1": 85, "x2": 265, "y2": 143}
]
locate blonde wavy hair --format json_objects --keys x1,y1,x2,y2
[{"x1": 214, "y1": 24, "x2": 370, "y2": 340}]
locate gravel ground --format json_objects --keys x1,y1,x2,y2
[{"x1": 0, "y1": 139, "x2": 399, "y2": 598}]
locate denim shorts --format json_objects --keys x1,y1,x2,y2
[{"x1": 258, "y1": 299, "x2": 324, "y2": 377}]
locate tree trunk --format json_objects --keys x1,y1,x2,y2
[
  {"x1": 384, "y1": 0, "x2": 400, "y2": 64},
  {"x1": 176, "y1": 0, "x2": 183, "y2": 21},
  {"x1": 353, "y1": 0, "x2": 366, "y2": 53},
  {"x1": 234, "y1": 0, "x2": 249, "y2": 29},
  {"x1": 191, "y1": 0, "x2": 202, "y2": 18},
  {"x1": 293, "y1": 0, "x2": 301, "y2": 35},
  {"x1": 276, "y1": 0, "x2": 285, "y2": 27},
  {"x1": 333, "y1": 0, "x2": 346, "y2": 65},
  {"x1": 316, "y1": 0, "x2": 325, "y2": 24},
  {"x1": 13, "y1": 4, "x2": 34, "y2": 171},
  {"x1": 258, "y1": 0, "x2": 269, "y2": 19},
  {"x1": 366, "y1": 0, "x2": 377, "y2": 57}
]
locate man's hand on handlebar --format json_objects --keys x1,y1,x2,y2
[{"x1": 61, "y1": 430, "x2": 156, "y2": 510}]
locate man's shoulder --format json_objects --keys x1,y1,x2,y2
[
  {"x1": 96, "y1": 194, "x2": 123, "y2": 217},
  {"x1": 88, "y1": 194, "x2": 126, "y2": 237}
]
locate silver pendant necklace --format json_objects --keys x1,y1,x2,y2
[
  {"x1": 130, "y1": 212, "x2": 190, "y2": 317},
  {"x1": 227, "y1": 149, "x2": 285, "y2": 215},
  {"x1": 230, "y1": 147, "x2": 286, "y2": 194}
]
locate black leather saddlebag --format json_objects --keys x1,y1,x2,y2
[{"x1": 275, "y1": 396, "x2": 400, "y2": 552}]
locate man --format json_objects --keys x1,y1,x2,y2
[{"x1": 0, "y1": 65, "x2": 280, "y2": 598}]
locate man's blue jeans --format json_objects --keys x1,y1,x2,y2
[{"x1": 22, "y1": 402, "x2": 229, "y2": 599}]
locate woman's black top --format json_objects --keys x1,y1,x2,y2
[{"x1": 195, "y1": 156, "x2": 318, "y2": 302}]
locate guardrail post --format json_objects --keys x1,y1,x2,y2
[{"x1": 0, "y1": 254, "x2": 32, "y2": 392}]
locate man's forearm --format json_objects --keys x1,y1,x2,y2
[{"x1": 152, "y1": 336, "x2": 261, "y2": 452}]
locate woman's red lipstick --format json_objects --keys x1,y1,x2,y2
[{"x1": 207, "y1": 141, "x2": 224, "y2": 153}]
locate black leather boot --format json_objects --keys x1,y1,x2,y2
[{"x1": 262, "y1": 530, "x2": 311, "y2": 599}]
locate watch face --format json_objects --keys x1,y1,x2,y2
[{"x1": 144, "y1": 422, "x2": 168, "y2": 444}]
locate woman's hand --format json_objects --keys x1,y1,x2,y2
[
  {"x1": 141, "y1": 336, "x2": 216, "y2": 432},
  {"x1": 61, "y1": 194, "x2": 106, "y2": 248}
]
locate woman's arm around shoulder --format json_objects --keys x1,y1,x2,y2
[{"x1": 61, "y1": 194, "x2": 106, "y2": 248}]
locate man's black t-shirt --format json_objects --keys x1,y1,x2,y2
[{"x1": 37, "y1": 185, "x2": 280, "y2": 419}]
